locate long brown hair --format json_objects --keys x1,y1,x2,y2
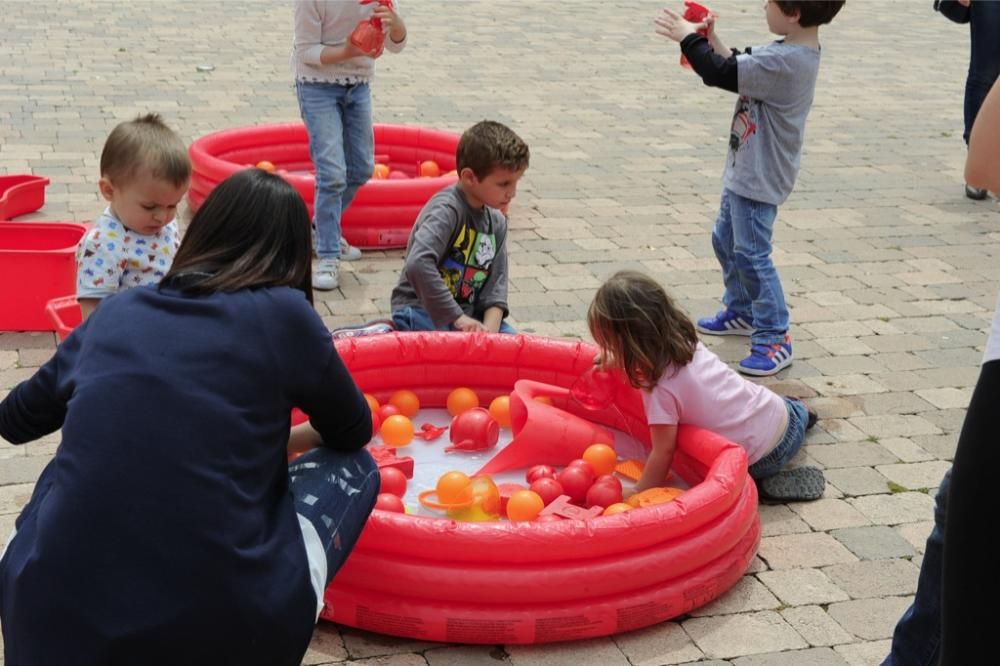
[
  {"x1": 164, "y1": 169, "x2": 313, "y2": 302},
  {"x1": 587, "y1": 271, "x2": 698, "y2": 389}
]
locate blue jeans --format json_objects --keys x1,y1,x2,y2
[
  {"x1": 288, "y1": 447, "x2": 379, "y2": 586},
  {"x1": 882, "y1": 469, "x2": 950, "y2": 666},
  {"x1": 711, "y1": 189, "x2": 788, "y2": 346},
  {"x1": 964, "y1": 2, "x2": 1000, "y2": 144},
  {"x1": 296, "y1": 81, "x2": 375, "y2": 260},
  {"x1": 392, "y1": 305, "x2": 517, "y2": 334},
  {"x1": 747, "y1": 397, "x2": 807, "y2": 480}
]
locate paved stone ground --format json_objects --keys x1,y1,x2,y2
[{"x1": 1, "y1": 1, "x2": 997, "y2": 664}]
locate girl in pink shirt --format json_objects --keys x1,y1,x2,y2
[{"x1": 587, "y1": 270, "x2": 825, "y2": 502}]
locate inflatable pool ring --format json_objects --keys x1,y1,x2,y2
[
  {"x1": 322, "y1": 332, "x2": 760, "y2": 644},
  {"x1": 187, "y1": 123, "x2": 459, "y2": 249}
]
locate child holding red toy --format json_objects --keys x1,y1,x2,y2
[
  {"x1": 655, "y1": 1, "x2": 844, "y2": 376},
  {"x1": 587, "y1": 270, "x2": 824, "y2": 501},
  {"x1": 292, "y1": 0, "x2": 407, "y2": 290}
]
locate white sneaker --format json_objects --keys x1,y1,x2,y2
[
  {"x1": 339, "y1": 238, "x2": 362, "y2": 261},
  {"x1": 313, "y1": 258, "x2": 340, "y2": 291}
]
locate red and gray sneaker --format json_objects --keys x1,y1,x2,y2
[
  {"x1": 739, "y1": 338, "x2": 793, "y2": 376},
  {"x1": 697, "y1": 309, "x2": 755, "y2": 336}
]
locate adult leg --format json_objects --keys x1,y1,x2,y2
[
  {"x1": 288, "y1": 447, "x2": 379, "y2": 593},
  {"x1": 881, "y1": 470, "x2": 950, "y2": 666},
  {"x1": 963, "y1": 2, "x2": 1000, "y2": 145},
  {"x1": 941, "y1": 360, "x2": 1000, "y2": 663}
]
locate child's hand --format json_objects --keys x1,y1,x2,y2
[
  {"x1": 375, "y1": 3, "x2": 406, "y2": 43},
  {"x1": 654, "y1": 7, "x2": 703, "y2": 43},
  {"x1": 454, "y1": 314, "x2": 488, "y2": 333}
]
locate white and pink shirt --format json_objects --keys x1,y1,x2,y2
[{"x1": 642, "y1": 342, "x2": 789, "y2": 464}]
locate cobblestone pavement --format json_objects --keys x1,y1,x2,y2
[{"x1": 2, "y1": 1, "x2": 997, "y2": 664}]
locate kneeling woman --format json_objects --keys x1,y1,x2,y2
[{"x1": 0, "y1": 169, "x2": 379, "y2": 665}]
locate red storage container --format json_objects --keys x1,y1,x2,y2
[
  {"x1": 45, "y1": 295, "x2": 83, "y2": 341},
  {"x1": 0, "y1": 175, "x2": 51, "y2": 220},
  {"x1": 0, "y1": 222, "x2": 87, "y2": 332}
]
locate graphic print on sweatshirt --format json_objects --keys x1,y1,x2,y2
[
  {"x1": 439, "y1": 223, "x2": 496, "y2": 307},
  {"x1": 729, "y1": 95, "x2": 759, "y2": 165}
]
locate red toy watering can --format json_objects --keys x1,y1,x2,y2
[
  {"x1": 679, "y1": 1, "x2": 713, "y2": 69},
  {"x1": 475, "y1": 380, "x2": 615, "y2": 475},
  {"x1": 350, "y1": 0, "x2": 393, "y2": 58},
  {"x1": 446, "y1": 408, "x2": 499, "y2": 453}
]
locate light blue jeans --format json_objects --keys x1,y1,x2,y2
[
  {"x1": 392, "y1": 305, "x2": 517, "y2": 334},
  {"x1": 711, "y1": 189, "x2": 788, "y2": 346},
  {"x1": 747, "y1": 397, "x2": 808, "y2": 480},
  {"x1": 296, "y1": 81, "x2": 374, "y2": 260}
]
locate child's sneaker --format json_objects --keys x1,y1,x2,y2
[
  {"x1": 339, "y1": 238, "x2": 362, "y2": 261},
  {"x1": 739, "y1": 338, "x2": 793, "y2": 376},
  {"x1": 331, "y1": 319, "x2": 395, "y2": 340},
  {"x1": 697, "y1": 310, "x2": 755, "y2": 336},
  {"x1": 757, "y1": 466, "x2": 825, "y2": 502},
  {"x1": 313, "y1": 258, "x2": 340, "y2": 291}
]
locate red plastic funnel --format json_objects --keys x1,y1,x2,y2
[{"x1": 475, "y1": 379, "x2": 615, "y2": 476}]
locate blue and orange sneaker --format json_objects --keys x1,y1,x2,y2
[
  {"x1": 739, "y1": 338, "x2": 793, "y2": 376},
  {"x1": 697, "y1": 309, "x2": 755, "y2": 336}
]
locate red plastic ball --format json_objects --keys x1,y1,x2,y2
[
  {"x1": 529, "y1": 477, "x2": 565, "y2": 506},
  {"x1": 378, "y1": 404, "x2": 401, "y2": 421},
  {"x1": 557, "y1": 466, "x2": 594, "y2": 504},
  {"x1": 379, "y1": 467, "x2": 408, "y2": 498},
  {"x1": 586, "y1": 481, "x2": 624, "y2": 509},
  {"x1": 593, "y1": 474, "x2": 623, "y2": 493},
  {"x1": 525, "y1": 464, "x2": 557, "y2": 485},
  {"x1": 374, "y1": 493, "x2": 405, "y2": 513},
  {"x1": 565, "y1": 459, "x2": 596, "y2": 485}
]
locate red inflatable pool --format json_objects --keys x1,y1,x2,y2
[
  {"x1": 187, "y1": 123, "x2": 459, "y2": 249},
  {"x1": 322, "y1": 332, "x2": 760, "y2": 644}
]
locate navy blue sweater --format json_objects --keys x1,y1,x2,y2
[{"x1": 0, "y1": 284, "x2": 371, "y2": 665}]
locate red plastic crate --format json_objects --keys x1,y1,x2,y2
[
  {"x1": 45, "y1": 295, "x2": 82, "y2": 341},
  {"x1": 0, "y1": 175, "x2": 50, "y2": 220},
  {"x1": 0, "y1": 222, "x2": 87, "y2": 332}
]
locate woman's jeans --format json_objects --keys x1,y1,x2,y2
[
  {"x1": 288, "y1": 447, "x2": 379, "y2": 616},
  {"x1": 964, "y1": 2, "x2": 1000, "y2": 144},
  {"x1": 881, "y1": 469, "x2": 950, "y2": 666},
  {"x1": 711, "y1": 189, "x2": 788, "y2": 346},
  {"x1": 296, "y1": 81, "x2": 375, "y2": 260}
]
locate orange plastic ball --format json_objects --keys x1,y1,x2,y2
[
  {"x1": 506, "y1": 490, "x2": 545, "y2": 522},
  {"x1": 447, "y1": 387, "x2": 480, "y2": 416},
  {"x1": 389, "y1": 390, "x2": 420, "y2": 418},
  {"x1": 372, "y1": 163, "x2": 390, "y2": 179},
  {"x1": 255, "y1": 160, "x2": 276, "y2": 172},
  {"x1": 418, "y1": 160, "x2": 441, "y2": 178},
  {"x1": 364, "y1": 393, "x2": 380, "y2": 413},
  {"x1": 380, "y1": 414, "x2": 414, "y2": 447},
  {"x1": 583, "y1": 443, "x2": 618, "y2": 477},
  {"x1": 488, "y1": 395, "x2": 512, "y2": 428},
  {"x1": 436, "y1": 471, "x2": 473, "y2": 505},
  {"x1": 534, "y1": 396, "x2": 554, "y2": 406},
  {"x1": 602, "y1": 502, "x2": 633, "y2": 516}
]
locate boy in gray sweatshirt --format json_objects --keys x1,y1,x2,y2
[{"x1": 391, "y1": 121, "x2": 529, "y2": 333}]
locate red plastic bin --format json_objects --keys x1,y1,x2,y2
[
  {"x1": 0, "y1": 175, "x2": 50, "y2": 220},
  {"x1": 0, "y1": 222, "x2": 87, "y2": 332},
  {"x1": 45, "y1": 295, "x2": 82, "y2": 341}
]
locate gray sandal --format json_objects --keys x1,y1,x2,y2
[{"x1": 758, "y1": 466, "x2": 826, "y2": 502}]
